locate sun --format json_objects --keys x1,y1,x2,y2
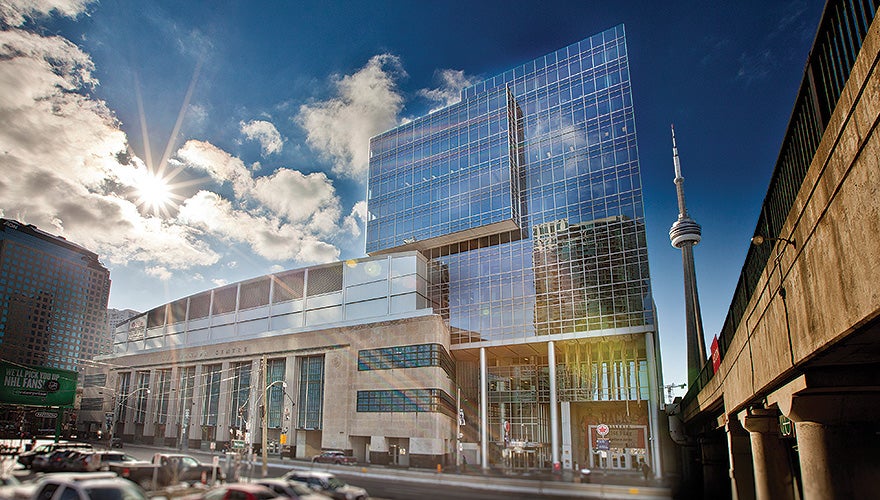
[
  {"x1": 132, "y1": 166, "x2": 192, "y2": 218},
  {"x1": 137, "y1": 171, "x2": 172, "y2": 213}
]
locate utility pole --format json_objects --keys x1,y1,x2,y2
[{"x1": 261, "y1": 355, "x2": 268, "y2": 477}]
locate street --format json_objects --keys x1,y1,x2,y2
[{"x1": 116, "y1": 444, "x2": 671, "y2": 500}]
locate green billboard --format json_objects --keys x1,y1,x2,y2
[{"x1": 0, "y1": 361, "x2": 78, "y2": 406}]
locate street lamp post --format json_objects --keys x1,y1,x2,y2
[{"x1": 261, "y1": 380, "x2": 287, "y2": 477}]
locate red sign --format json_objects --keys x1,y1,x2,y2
[
  {"x1": 711, "y1": 335, "x2": 721, "y2": 373},
  {"x1": 596, "y1": 424, "x2": 609, "y2": 436}
]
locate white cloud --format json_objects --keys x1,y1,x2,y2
[
  {"x1": 252, "y1": 169, "x2": 340, "y2": 228},
  {"x1": 297, "y1": 54, "x2": 405, "y2": 180},
  {"x1": 0, "y1": 0, "x2": 92, "y2": 26},
  {"x1": 0, "y1": 11, "x2": 370, "y2": 291},
  {"x1": 343, "y1": 200, "x2": 368, "y2": 237},
  {"x1": 0, "y1": 27, "x2": 219, "y2": 270},
  {"x1": 176, "y1": 190, "x2": 340, "y2": 263},
  {"x1": 418, "y1": 69, "x2": 479, "y2": 111},
  {"x1": 175, "y1": 140, "x2": 253, "y2": 197},
  {"x1": 241, "y1": 119, "x2": 283, "y2": 156},
  {"x1": 145, "y1": 266, "x2": 172, "y2": 281}
]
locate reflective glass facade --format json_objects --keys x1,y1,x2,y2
[
  {"x1": 0, "y1": 218, "x2": 110, "y2": 372},
  {"x1": 368, "y1": 25, "x2": 654, "y2": 346}
]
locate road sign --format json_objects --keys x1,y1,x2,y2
[
  {"x1": 597, "y1": 423, "x2": 610, "y2": 436},
  {"x1": 597, "y1": 438, "x2": 610, "y2": 450},
  {"x1": 231, "y1": 440, "x2": 246, "y2": 450}
]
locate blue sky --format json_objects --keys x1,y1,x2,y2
[{"x1": 0, "y1": 0, "x2": 825, "y2": 399}]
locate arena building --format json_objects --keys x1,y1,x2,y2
[{"x1": 83, "y1": 24, "x2": 665, "y2": 473}]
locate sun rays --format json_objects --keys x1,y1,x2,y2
[{"x1": 130, "y1": 60, "x2": 205, "y2": 219}]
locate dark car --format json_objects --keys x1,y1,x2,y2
[
  {"x1": 32, "y1": 450, "x2": 85, "y2": 473},
  {"x1": 311, "y1": 451, "x2": 357, "y2": 465},
  {"x1": 17, "y1": 443, "x2": 93, "y2": 469}
]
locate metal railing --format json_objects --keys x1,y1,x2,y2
[{"x1": 683, "y1": 0, "x2": 878, "y2": 406}]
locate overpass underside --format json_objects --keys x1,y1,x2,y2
[{"x1": 676, "y1": 6, "x2": 880, "y2": 500}]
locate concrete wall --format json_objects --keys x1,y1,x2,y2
[{"x1": 84, "y1": 314, "x2": 456, "y2": 463}]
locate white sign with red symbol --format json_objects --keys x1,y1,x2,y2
[{"x1": 596, "y1": 423, "x2": 610, "y2": 437}]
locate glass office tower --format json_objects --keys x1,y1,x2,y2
[
  {"x1": 368, "y1": 25, "x2": 662, "y2": 472},
  {"x1": 0, "y1": 218, "x2": 111, "y2": 372}
]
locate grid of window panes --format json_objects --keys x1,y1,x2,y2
[
  {"x1": 201, "y1": 364, "x2": 222, "y2": 426},
  {"x1": 229, "y1": 362, "x2": 251, "y2": 430},
  {"x1": 155, "y1": 369, "x2": 171, "y2": 424},
  {"x1": 265, "y1": 358, "x2": 285, "y2": 428},
  {"x1": 414, "y1": 25, "x2": 652, "y2": 344},
  {"x1": 357, "y1": 343, "x2": 454, "y2": 377},
  {"x1": 367, "y1": 87, "x2": 519, "y2": 253},
  {"x1": 116, "y1": 372, "x2": 131, "y2": 422},
  {"x1": 554, "y1": 338, "x2": 649, "y2": 401},
  {"x1": 297, "y1": 355, "x2": 323, "y2": 430},
  {"x1": 356, "y1": 388, "x2": 455, "y2": 416},
  {"x1": 134, "y1": 372, "x2": 150, "y2": 423},
  {"x1": 178, "y1": 367, "x2": 196, "y2": 426},
  {"x1": 0, "y1": 221, "x2": 110, "y2": 372}
]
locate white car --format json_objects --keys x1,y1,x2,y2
[
  {"x1": 30, "y1": 474, "x2": 148, "y2": 500},
  {"x1": 282, "y1": 470, "x2": 367, "y2": 500}
]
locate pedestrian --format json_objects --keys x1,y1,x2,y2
[{"x1": 641, "y1": 460, "x2": 651, "y2": 481}]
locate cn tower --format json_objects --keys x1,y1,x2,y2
[{"x1": 668, "y1": 125, "x2": 707, "y2": 385}]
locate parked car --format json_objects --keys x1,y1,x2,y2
[
  {"x1": 30, "y1": 475, "x2": 148, "y2": 500},
  {"x1": 254, "y1": 479, "x2": 328, "y2": 500},
  {"x1": 32, "y1": 450, "x2": 84, "y2": 473},
  {"x1": 283, "y1": 471, "x2": 367, "y2": 500},
  {"x1": 192, "y1": 483, "x2": 281, "y2": 500},
  {"x1": 17, "y1": 443, "x2": 93, "y2": 469},
  {"x1": 63, "y1": 451, "x2": 139, "y2": 472},
  {"x1": 311, "y1": 451, "x2": 357, "y2": 465},
  {"x1": 108, "y1": 453, "x2": 225, "y2": 489}
]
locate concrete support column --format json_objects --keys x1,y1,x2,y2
[
  {"x1": 479, "y1": 347, "x2": 488, "y2": 470},
  {"x1": 739, "y1": 409, "x2": 794, "y2": 500},
  {"x1": 190, "y1": 364, "x2": 203, "y2": 445},
  {"x1": 216, "y1": 361, "x2": 232, "y2": 443},
  {"x1": 548, "y1": 340, "x2": 560, "y2": 470},
  {"x1": 644, "y1": 328, "x2": 663, "y2": 478},
  {"x1": 726, "y1": 418, "x2": 755, "y2": 500},
  {"x1": 247, "y1": 358, "x2": 261, "y2": 447},
  {"x1": 144, "y1": 369, "x2": 157, "y2": 438},
  {"x1": 785, "y1": 394, "x2": 880, "y2": 500},
  {"x1": 167, "y1": 366, "x2": 180, "y2": 441},
  {"x1": 700, "y1": 430, "x2": 730, "y2": 500}
]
